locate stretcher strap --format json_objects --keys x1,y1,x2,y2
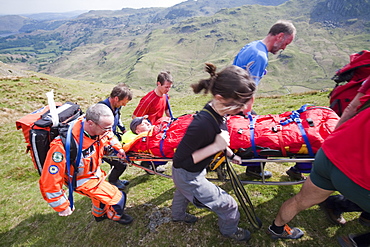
[
  {"x1": 224, "y1": 151, "x2": 262, "y2": 229},
  {"x1": 248, "y1": 113, "x2": 259, "y2": 157},
  {"x1": 66, "y1": 120, "x2": 84, "y2": 209},
  {"x1": 159, "y1": 119, "x2": 175, "y2": 158},
  {"x1": 279, "y1": 104, "x2": 314, "y2": 157},
  {"x1": 159, "y1": 130, "x2": 168, "y2": 158}
]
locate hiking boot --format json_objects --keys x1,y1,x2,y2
[
  {"x1": 359, "y1": 213, "x2": 370, "y2": 227},
  {"x1": 94, "y1": 214, "x2": 107, "y2": 222},
  {"x1": 246, "y1": 169, "x2": 272, "y2": 179},
  {"x1": 109, "y1": 180, "x2": 130, "y2": 190},
  {"x1": 121, "y1": 180, "x2": 130, "y2": 185},
  {"x1": 286, "y1": 167, "x2": 306, "y2": 180},
  {"x1": 140, "y1": 161, "x2": 166, "y2": 175},
  {"x1": 173, "y1": 213, "x2": 198, "y2": 224},
  {"x1": 266, "y1": 224, "x2": 304, "y2": 240},
  {"x1": 222, "y1": 227, "x2": 251, "y2": 242},
  {"x1": 155, "y1": 166, "x2": 166, "y2": 173},
  {"x1": 116, "y1": 213, "x2": 134, "y2": 225},
  {"x1": 319, "y1": 201, "x2": 346, "y2": 225},
  {"x1": 337, "y1": 234, "x2": 357, "y2": 247},
  {"x1": 140, "y1": 161, "x2": 155, "y2": 175}
]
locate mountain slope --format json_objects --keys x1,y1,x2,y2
[
  {"x1": 0, "y1": 15, "x2": 29, "y2": 36},
  {"x1": 0, "y1": 0, "x2": 369, "y2": 96},
  {"x1": 0, "y1": 0, "x2": 289, "y2": 37},
  {"x1": 42, "y1": 0, "x2": 370, "y2": 95}
]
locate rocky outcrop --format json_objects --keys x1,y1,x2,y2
[{"x1": 311, "y1": 0, "x2": 370, "y2": 22}]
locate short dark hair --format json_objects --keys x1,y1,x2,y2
[
  {"x1": 157, "y1": 71, "x2": 173, "y2": 85},
  {"x1": 268, "y1": 20, "x2": 296, "y2": 36},
  {"x1": 130, "y1": 117, "x2": 144, "y2": 134},
  {"x1": 110, "y1": 83, "x2": 133, "y2": 101}
]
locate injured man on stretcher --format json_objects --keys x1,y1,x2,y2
[{"x1": 121, "y1": 105, "x2": 340, "y2": 180}]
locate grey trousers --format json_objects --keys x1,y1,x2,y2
[{"x1": 171, "y1": 166, "x2": 240, "y2": 235}]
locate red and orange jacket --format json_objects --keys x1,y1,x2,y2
[{"x1": 39, "y1": 117, "x2": 123, "y2": 212}]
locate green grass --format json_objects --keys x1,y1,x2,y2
[{"x1": 0, "y1": 75, "x2": 367, "y2": 246}]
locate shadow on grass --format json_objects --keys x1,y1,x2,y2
[
  {"x1": 1, "y1": 164, "x2": 366, "y2": 247},
  {"x1": 216, "y1": 166, "x2": 366, "y2": 247}
]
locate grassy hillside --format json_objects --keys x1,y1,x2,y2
[
  {"x1": 0, "y1": 71, "x2": 367, "y2": 246},
  {"x1": 0, "y1": 0, "x2": 369, "y2": 97}
]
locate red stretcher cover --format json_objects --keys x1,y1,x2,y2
[{"x1": 123, "y1": 105, "x2": 339, "y2": 158}]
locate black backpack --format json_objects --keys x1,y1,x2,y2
[{"x1": 16, "y1": 102, "x2": 83, "y2": 175}]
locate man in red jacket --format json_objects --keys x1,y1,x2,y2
[
  {"x1": 132, "y1": 71, "x2": 173, "y2": 173},
  {"x1": 39, "y1": 104, "x2": 133, "y2": 224},
  {"x1": 132, "y1": 71, "x2": 173, "y2": 124}
]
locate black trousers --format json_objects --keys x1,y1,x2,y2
[
  {"x1": 102, "y1": 157, "x2": 127, "y2": 183},
  {"x1": 326, "y1": 194, "x2": 370, "y2": 219}
]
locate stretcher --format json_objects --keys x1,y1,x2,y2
[
  {"x1": 118, "y1": 105, "x2": 336, "y2": 186},
  {"x1": 105, "y1": 152, "x2": 313, "y2": 186},
  {"x1": 109, "y1": 105, "x2": 337, "y2": 229}
]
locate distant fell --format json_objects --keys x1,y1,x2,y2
[
  {"x1": 0, "y1": 0, "x2": 289, "y2": 37},
  {"x1": 0, "y1": 0, "x2": 369, "y2": 96},
  {"x1": 23, "y1": 10, "x2": 87, "y2": 21}
]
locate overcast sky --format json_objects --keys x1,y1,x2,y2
[{"x1": 0, "y1": 0, "x2": 187, "y2": 15}]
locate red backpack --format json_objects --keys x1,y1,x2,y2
[{"x1": 329, "y1": 50, "x2": 370, "y2": 116}]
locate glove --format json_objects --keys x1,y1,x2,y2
[{"x1": 58, "y1": 206, "x2": 75, "y2": 216}]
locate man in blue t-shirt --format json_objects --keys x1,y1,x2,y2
[
  {"x1": 233, "y1": 20, "x2": 296, "y2": 179},
  {"x1": 233, "y1": 20, "x2": 296, "y2": 85},
  {"x1": 99, "y1": 83, "x2": 133, "y2": 190}
]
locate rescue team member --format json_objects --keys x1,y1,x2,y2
[
  {"x1": 99, "y1": 83, "x2": 133, "y2": 190},
  {"x1": 320, "y1": 75, "x2": 370, "y2": 246},
  {"x1": 266, "y1": 90, "x2": 370, "y2": 241},
  {"x1": 39, "y1": 104, "x2": 133, "y2": 225},
  {"x1": 132, "y1": 71, "x2": 173, "y2": 124},
  {"x1": 233, "y1": 20, "x2": 296, "y2": 179},
  {"x1": 132, "y1": 71, "x2": 173, "y2": 174},
  {"x1": 171, "y1": 63, "x2": 256, "y2": 242},
  {"x1": 233, "y1": 20, "x2": 296, "y2": 85}
]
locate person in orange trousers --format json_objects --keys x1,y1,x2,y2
[{"x1": 39, "y1": 103, "x2": 133, "y2": 225}]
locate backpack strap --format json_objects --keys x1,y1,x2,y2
[
  {"x1": 98, "y1": 100, "x2": 125, "y2": 137},
  {"x1": 65, "y1": 120, "x2": 84, "y2": 209},
  {"x1": 165, "y1": 94, "x2": 174, "y2": 119},
  {"x1": 356, "y1": 98, "x2": 370, "y2": 114}
]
